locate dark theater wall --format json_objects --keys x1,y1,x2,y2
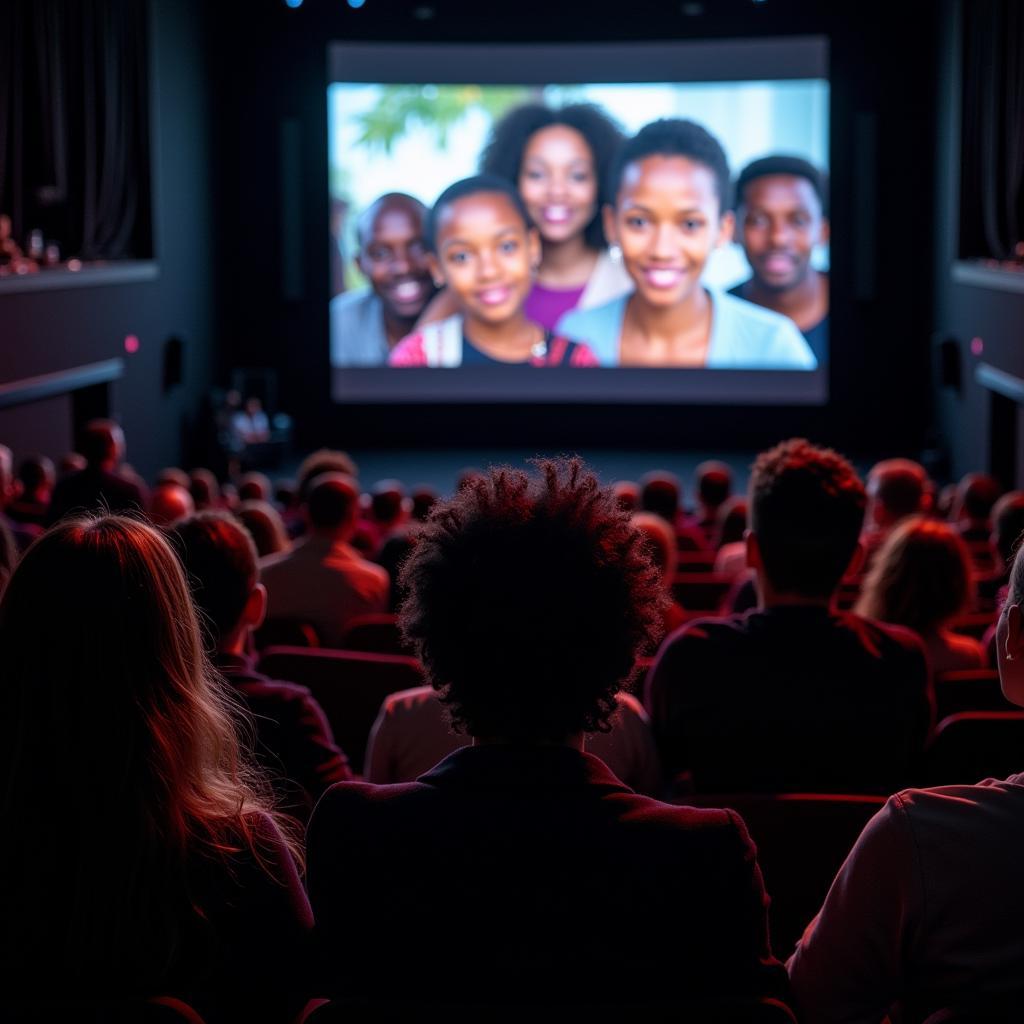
[
  {"x1": 0, "y1": 0, "x2": 217, "y2": 479},
  {"x1": 932, "y1": 0, "x2": 1024, "y2": 488}
]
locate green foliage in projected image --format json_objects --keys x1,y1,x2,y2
[{"x1": 355, "y1": 85, "x2": 537, "y2": 153}]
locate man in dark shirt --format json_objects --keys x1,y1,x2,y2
[
  {"x1": 47, "y1": 419, "x2": 148, "y2": 524},
  {"x1": 171, "y1": 512, "x2": 351, "y2": 822},
  {"x1": 646, "y1": 438, "x2": 932, "y2": 795},
  {"x1": 728, "y1": 156, "x2": 829, "y2": 365}
]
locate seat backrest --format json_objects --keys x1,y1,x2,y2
[
  {"x1": 681, "y1": 792, "x2": 886, "y2": 959},
  {"x1": 341, "y1": 614, "x2": 411, "y2": 656},
  {"x1": 253, "y1": 617, "x2": 319, "y2": 650},
  {"x1": 258, "y1": 647, "x2": 425, "y2": 774},
  {"x1": 676, "y1": 550, "x2": 717, "y2": 574},
  {"x1": 301, "y1": 995, "x2": 796, "y2": 1023},
  {"x1": 671, "y1": 572, "x2": 733, "y2": 613},
  {"x1": 935, "y1": 669, "x2": 1012, "y2": 719},
  {"x1": 948, "y1": 611, "x2": 998, "y2": 641},
  {"x1": 924, "y1": 711, "x2": 1024, "y2": 787}
]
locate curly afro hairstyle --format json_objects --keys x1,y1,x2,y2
[
  {"x1": 398, "y1": 458, "x2": 664, "y2": 742},
  {"x1": 480, "y1": 103, "x2": 625, "y2": 250}
]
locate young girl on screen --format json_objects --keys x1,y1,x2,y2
[
  {"x1": 415, "y1": 103, "x2": 633, "y2": 331},
  {"x1": 389, "y1": 176, "x2": 599, "y2": 367},
  {"x1": 557, "y1": 119, "x2": 817, "y2": 369}
]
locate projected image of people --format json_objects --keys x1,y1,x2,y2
[
  {"x1": 326, "y1": 51, "x2": 829, "y2": 399},
  {"x1": 330, "y1": 193, "x2": 437, "y2": 366},
  {"x1": 389, "y1": 176, "x2": 599, "y2": 367},
  {"x1": 560, "y1": 120, "x2": 816, "y2": 368},
  {"x1": 729, "y1": 156, "x2": 830, "y2": 364}
]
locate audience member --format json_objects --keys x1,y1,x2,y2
[
  {"x1": 0, "y1": 517, "x2": 16, "y2": 596},
  {"x1": 639, "y1": 470, "x2": 707, "y2": 551},
  {"x1": 861, "y1": 457, "x2": 930, "y2": 569},
  {"x1": 0, "y1": 516, "x2": 311, "y2": 1019},
  {"x1": 236, "y1": 499, "x2": 291, "y2": 558},
  {"x1": 714, "y1": 496, "x2": 751, "y2": 580},
  {"x1": 856, "y1": 516, "x2": 985, "y2": 675},
  {"x1": 308, "y1": 460, "x2": 788, "y2": 1006},
  {"x1": 694, "y1": 459, "x2": 734, "y2": 546},
  {"x1": 0, "y1": 445, "x2": 39, "y2": 551},
  {"x1": 980, "y1": 491, "x2": 1024, "y2": 610},
  {"x1": 6, "y1": 454, "x2": 54, "y2": 526},
  {"x1": 231, "y1": 396, "x2": 271, "y2": 446},
  {"x1": 260, "y1": 473, "x2": 388, "y2": 646},
  {"x1": 363, "y1": 478, "x2": 407, "y2": 554},
  {"x1": 149, "y1": 481, "x2": 195, "y2": 528},
  {"x1": 410, "y1": 485, "x2": 437, "y2": 522},
  {"x1": 632, "y1": 510, "x2": 688, "y2": 639},
  {"x1": 46, "y1": 420, "x2": 148, "y2": 524},
  {"x1": 954, "y1": 472, "x2": 1003, "y2": 571},
  {"x1": 238, "y1": 471, "x2": 272, "y2": 503},
  {"x1": 156, "y1": 466, "x2": 192, "y2": 490},
  {"x1": 611, "y1": 479, "x2": 639, "y2": 511},
  {"x1": 788, "y1": 536, "x2": 1024, "y2": 1022},
  {"x1": 189, "y1": 468, "x2": 222, "y2": 511},
  {"x1": 646, "y1": 439, "x2": 933, "y2": 794},
  {"x1": 172, "y1": 512, "x2": 351, "y2": 822},
  {"x1": 295, "y1": 449, "x2": 359, "y2": 504}
]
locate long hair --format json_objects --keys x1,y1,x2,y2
[
  {"x1": 0, "y1": 515, "x2": 294, "y2": 985},
  {"x1": 856, "y1": 515, "x2": 974, "y2": 635}
]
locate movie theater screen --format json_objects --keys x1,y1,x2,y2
[{"x1": 328, "y1": 38, "x2": 829, "y2": 405}]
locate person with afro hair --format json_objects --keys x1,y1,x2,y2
[{"x1": 307, "y1": 458, "x2": 788, "y2": 1008}]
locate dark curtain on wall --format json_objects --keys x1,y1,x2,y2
[
  {"x1": 960, "y1": 0, "x2": 1024, "y2": 261},
  {"x1": 0, "y1": 0, "x2": 152, "y2": 260}
]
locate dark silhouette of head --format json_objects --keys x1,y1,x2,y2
[
  {"x1": 172, "y1": 511, "x2": 261, "y2": 652},
  {"x1": 639, "y1": 471, "x2": 682, "y2": 525},
  {"x1": 749, "y1": 439, "x2": 866, "y2": 600},
  {"x1": 399, "y1": 459, "x2": 662, "y2": 743},
  {"x1": 307, "y1": 473, "x2": 360, "y2": 536},
  {"x1": 857, "y1": 516, "x2": 973, "y2": 636}
]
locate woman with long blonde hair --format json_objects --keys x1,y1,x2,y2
[{"x1": 0, "y1": 515, "x2": 311, "y2": 1020}]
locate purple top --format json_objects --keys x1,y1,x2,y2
[{"x1": 524, "y1": 282, "x2": 586, "y2": 332}]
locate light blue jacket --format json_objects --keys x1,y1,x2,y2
[{"x1": 557, "y1": 289, "x2": 818, "y2": 370}]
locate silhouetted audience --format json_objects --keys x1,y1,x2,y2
[
  {"x1": 172, "y1": 512, "x2": 351, "y2": 822},
  {"x1": 46, "y1": 420, "x2": 148, "y2": 524},
  {"x1": 0, "y1": 516, "x2": 311, "y2": 1020},
  {"x1": 260, "y1": 473, "x2": 388, "y2": 646},
  {"x1": 647, "y1": 439, "x2": 933, "y2": 794},
  {"x1": 694, "y1": 459, "x2": 734, "y2": 546},
  {"x1": 149, "y1": 481, "x2": 195, "y2": 528},
  {"x1": 861, "y1": 457, "x2": 930, "y2": 570},
  {"x1": 789, "y1": 534, "x2": 1024, "y2": 1022},
  {"x1": 639, "y1": 470, "x2": 707, "y2": 551},
  {"x1": 631, "y1": 510, "x2": 689, "y2": 640},
  {"x1": 236, "y1": 499, "x2": 292, "y2": 558},
  {"x1": 954, "y1": 471, "x2": 1003, "y2": 571},
  {"x1": 308, "y1": 460, "x2": 788, "y2": 1006},
  {"x1": 856, "y1": 516, "x2": 986, "y2": 675},
  {"x1": 6, "y1": 454, "x2": 54, "y2": 526},
  {"x1": 189, "y1": 468, "x2": 222, "y2": 511}
]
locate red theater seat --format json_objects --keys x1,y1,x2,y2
[
  {"x1": 680, "y1": 792, "x2": 886, "y2": 959},
  {"x1": 924, "y1": 711, "x2": 1024, "y2": 786},
  {"x1": 341, "y1": 614, "x2": 411, "y2": 656},
  {"x1": 257, "y1": 647, "x2": 424, "y2": 775},
  {"x1": 934, "y1": 669, "x2": 1012, "y2": 720},
  {"x1": 671, "y1": 572, "x2": 733, "y2": 613}
]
